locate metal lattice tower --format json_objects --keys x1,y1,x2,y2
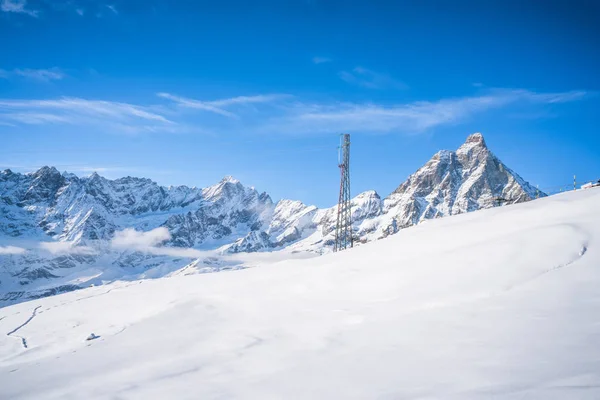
[{"x1": 334, "y1": 133, "x2": 353, "y2": 252}]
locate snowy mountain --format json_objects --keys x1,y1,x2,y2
[
  {"x1": 278, "y1": 132, "x2": 542, "y2": 251},
  {"x1": 1, "y1": 186, "x2": 597, "y2": 400},
  {"x1": 382, "y1": 132, "x2": 540, "y2": 228},
  {"x1": 0, "y1": 133, "x2": 542, "y2": 306}
]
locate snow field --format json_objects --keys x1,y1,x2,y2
[{"x1": 0, "y1": 188, "x2": 599, "y2": 399}]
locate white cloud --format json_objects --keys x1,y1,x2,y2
[
  {"x1": 111, "y1": 227, "x2": 206, "y2": 258},
  {"x1": 157, "y1": 93, "x2": 238, "y2": 118},
  {"x1": 39, "y1": 241, "x2": 96, "y2": 255},
  {"x1": 3, "y1": 113, "x2": 71, "y2": 124},
  {"x1": 15, "y1": 68, "x2": 65, "y2": 81},
  {"x1": 259, "y1": 88, "x2": 590, "y2": 135},
  {"x1": 339, "y1": 67, "x2": 408, "y2": 90},
  {"x1": 312, "y1": 57, "x2": 332, "y2": 64},
  {"x1": 510, "y1": 89, "x2": 588, "y2": 104},
  {"x1": 0, "y1": 97, "x2": 176, "y2": 134},
  {"x1": 112, "y1": 227, "x2": 171, "y2": 249},
  {"x1": 106, "y1": 4, "x2": 117, "y2": 14},
  {"x1": 0, "y1": 88, "x2": 589, "y2": 136},
  {"x1": 0, "y1": 68, "x2": 65, "y2": 82},
  {"x1": 76, "y1": 8, "x2": 84, "y2": 16},
  {"x1": 158, "y1": 92, "x2": 288, "y2": 118},
  {"x1": 209, "y1": 94, "x2": 289, "y2": 107},
  {"x1": 0, "y1": 0, "x2": 38, "y2": 17},
  {"x1": 0, "y1": 245, "x2": 26, "y2": 255}
]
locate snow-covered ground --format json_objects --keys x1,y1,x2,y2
[{"x1": 0, "y1": 188, "x2": 599, "y2": 399}]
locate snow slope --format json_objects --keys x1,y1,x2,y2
[{"x1": 0, "y1": 187, "x2": 598, "y2": 399}]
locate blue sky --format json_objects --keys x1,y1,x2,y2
[{"x1": 1, "y1": 0, "x2": 599, "y2": 207}]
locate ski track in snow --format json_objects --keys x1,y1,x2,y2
[
  {"x1": 363, "y1": 238, "x2": 590, "y2": 318},
  {"x1": 41, "y1": 281, "x2": 141, "y2": 314},
  {"x1": 6, "y1": 305, "x2": 41, "y2": 349},
  {"x1": 504, "y1": 222, "x2": 591, "y2": 292},
  {"x1": 503, "y1": 244, "x2": 589, "y2": 292}
]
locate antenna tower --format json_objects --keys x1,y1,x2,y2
[{"x1": 334, "y1": 133, "x2": 353, "y2": 252}]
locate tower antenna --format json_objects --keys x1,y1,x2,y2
[{"x1": 334, "y1": 133, "x2": 353, "y2": 252}]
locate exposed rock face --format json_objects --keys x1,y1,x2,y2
[
  {"x1": 0, "y1": 170, "x2": 272, "y2": 246},
  {"x1": 0, "y1": 133, "x2": 542, "y2": 306},
  {"x1": 382, "y1": 133, "x2": 539, "y2": 230}
]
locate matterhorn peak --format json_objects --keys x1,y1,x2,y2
[
  {"x1": 456, "y1": 133, "x2": 488, "y2": 158},
  {"x1": 463, "y1": 132, "x2": 486, "y2": 147}
]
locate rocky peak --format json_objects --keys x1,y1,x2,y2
[
  {"x1": 221, "y1": 175, "x2": 240, "y2": 184},
  {"x1": 22, "y1": 166, "x2": 65, "y2": 204},
  {"x1": 354, "y1": 190, "x2": 381, "y2": 200},
  {"x1": 61, "y1": 172, "x2": 78, "y2": 180},
  {"x1": 464, "y1": 132, "x2": 486, "y2": 147},
  {"x1": 456, "y1": 133, "x2": 490, "y2": 165},
  {"x1": 0, "y1": 169, "x2": 17, "y2": 184},
  {"x1": 384, "y1": 132, "x2": 541, "y2": 227},
  {"x1": 87, "y1": 171, "x2": 113, "y2": 186},
  {"x1": 31, "y1": 166, "x2": 61, "y2": 179},
  {"x1": 351, "y1": 190, "x2": 383, "y2": 221},
  {"x1": 200, "y1": 176, "x2": 274, "y2": 211},
  {"x1": 202, "y1": 176, "x2": 246, "y2": 199},
  {"x1": 258, "y1": 191, "x2": 273, "y2": 205},
  {"x1": 457, "y1": 132, "x2": 487, "y2": 152}
]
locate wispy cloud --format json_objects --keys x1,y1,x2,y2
[
  {"x1": 111, "y1": 227, "x2": 208, "y2": 258},
  {"x1": 514, "y1": 89, "x2": 588, "y2": 104},
  {"x1": 0, "y1": 245, "x2": 26, "y2": 255},
  {"x1": 0, "y1": 88, "x2": 589, "y2": 136},
  {"x1": 15, "y1": 68, "x2": 65, "y2": 81},
  {"x1": 2, "y1": 113, "x2": 71, "y2": 124},
  {"x1": 339, "y1": 67, "x2": 408, "y2": 90},
  {"x1": 259, "y1": 88, "x2": 589, "y2": 135},
  {"x1": 0, "y1": 97, "x2": 176, "y2": 134},
  {"x1": 209, "y1": 94, "x2": 289, "y2": 107},
  {"x1": 0, "y1": 0, "x2": 38, "y2": 17},
  {"x1": 0, "y1": 68, "x2": 65, "y2": 82},
  {"x1": 158, "y1": 92, "x2": 288, "y2": 118},
  {"x1": 105, "y1": 4, "x2": 117, "y2": 15},
  {"x1": 39, "y1": 241, "x2": 96, "y2": 255},
  {"x1": 76, "y1": 8, "x2": 84, "y2": 16},
  {"x1": 313, "y1": 56, "x2": 332, "y2": 64},
  {"x1": 157, "y1": 93, "x2": 238, "y2": 118}
]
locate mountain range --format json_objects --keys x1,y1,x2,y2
[{"x1": 0, "y1": 133, "x2": 542, "y2": 306}]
